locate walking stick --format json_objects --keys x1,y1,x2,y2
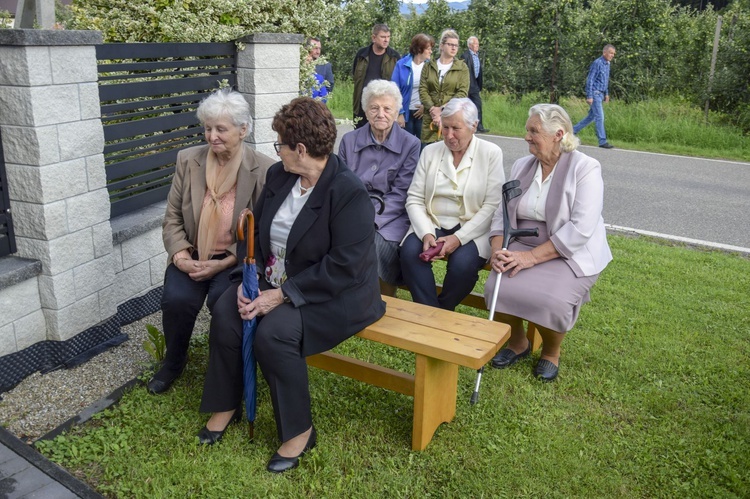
[{"x1": 470, "y1": 180, "x2": 539, "y2": 405}]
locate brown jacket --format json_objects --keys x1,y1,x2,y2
[{"x1": 162, "y1": 144, "x2": 274, "y2": 262}]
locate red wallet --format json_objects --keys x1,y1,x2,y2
[{"x1": 419, "y1": 241, "x2": 444, "y2": 262}]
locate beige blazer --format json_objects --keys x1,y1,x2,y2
[
  {"x1": 162, "y1": 144, "x2": 274, "y2": 262},
  {"x1": 403, "y1": 136, "x2": 505, "y2": 259}
]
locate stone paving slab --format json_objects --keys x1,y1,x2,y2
[{"x1": 0, "y1": 427, "x2": 101, "y2": 498}]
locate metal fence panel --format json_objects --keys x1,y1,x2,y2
[
  {"x1": 96, "y1": 42, "x2": 237, "y2": 218},
  {"x1": 0, "y1": 128, "x2": 17, "y2": 257}
]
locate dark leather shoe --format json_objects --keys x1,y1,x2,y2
[
  {"x1": 477, "y1": 127, "x2": 491, "y2": 133},
  {"x1": 146, "y1": 368, "x2": 181, "y2": 395},
  {"x1": 197, "y1": 408, "x2": 243, "y2": 445},
  {"x1": 599, "y1": 142, "x2": 614, "y2": 149},
  {"x1": 534, "y1": 359, "x2": 559, "y2": 382},
  {"x1": 490, "y1": 342, "x2": 530, "y2": 369},
  {"x1": 267, "y1": 426, "x2": 317, "y2": 473}
]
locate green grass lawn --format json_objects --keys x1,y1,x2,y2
[
  {"x1": 329, "y1": 82, "x2": 750, "y2": 163},
  {"x1": 36, "y1": 235, "x2": 750, "y2": 497}
]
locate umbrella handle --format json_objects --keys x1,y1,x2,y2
[{"x1": 237, "y1": 208, "x2": 255, "y2": 261}]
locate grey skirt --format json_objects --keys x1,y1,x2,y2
[
  {"x1": 375, "y1": 232, "x2": 403, "y2": 286},
  {"x1": 483, "y1": 220, "x2": 599, "y2": 333}
]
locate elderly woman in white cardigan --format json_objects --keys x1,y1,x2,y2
[
  {"x1": 485, "y1": 103, "x2": 612, "y2": 382},
  {"x1": 400, "y1": 98, "x2": 504, "y2": 311}
]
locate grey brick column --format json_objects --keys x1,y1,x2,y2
[
  {"x1": 236, "y1": 33, "x2": 304, "y2": 159},
  {"x1": 0, "y1": 29, "x2": 115, "y2": 341}
]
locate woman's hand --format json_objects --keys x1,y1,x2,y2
[
  {"x1": 491, "y1": 249, "x2": 537, "y2": 277},
  {"x1": 179, "y1": 255, "x2": 236, "y2": 282},
  {"x1": 413, "y1": 105, "x2": 424, "y2": 119},
  {"x1": 422, "y1": 234, "x2": 437, "y2": 252},
  {"x1": 397, "y1": 115, "x2": 406, "y2": 128},
  {"x1": 436, "y1": 234, "x2": 461, "y2": 257},
  {"x1": 430, "y1": 106, "x2": 442, "y2": 124},
  {"x1": 238, "y1": 288, "x2": 284, "y2": 321}
]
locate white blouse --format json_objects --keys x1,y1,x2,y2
[
  {"x1": 265, "y1": 178, "x2": 314, "y2": 287},
  {"x1": 517, "y1": 161, "x2": 556, "y2": 222}
]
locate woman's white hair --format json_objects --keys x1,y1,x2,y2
[
  {"x1": 361, "y1": 80, "x2": 403, "y2": 117},
  {"x1": 528, "y1": 103, "x2": 579, "y2": 152},
  {"x1": 196, "y1": 88, "x2": 253, "y2": 132},
  {"x1": 442, "y1": 98, "x2": 478, "y2": 128}
]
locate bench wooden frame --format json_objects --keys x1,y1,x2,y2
[{"x1": 307, "y1": 295, "x2": 510, "y2": 451}]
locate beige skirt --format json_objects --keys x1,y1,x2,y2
[{"x1": 483, "y1": 220, "x2": 599, "y2": 333}]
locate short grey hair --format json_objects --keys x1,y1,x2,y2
[
  {"x1": 442, "y1": 98, "x2": 478, "y2": 128},
  {"x1": 467, "y1": 36, "x2": 478, "y2": 47},
  {"x1": 361, "y1": 80, "x2": 403, "y2": 118},
  {"x1": 196, "y1": 88, "x2": 252, "y2": 132},
  {"x1": 528, "y1": 103, "x2": 579, "y2": 152}
]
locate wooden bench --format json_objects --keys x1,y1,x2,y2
[{"x1": 307, "y1": 295, "x2": 510, "y2": 451}]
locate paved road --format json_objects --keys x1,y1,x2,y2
[{"x1": 336, "y1": 126, "x2": 750, "y2": 250}]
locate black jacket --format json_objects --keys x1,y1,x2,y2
[
  {"x1": 251, "y1": 154, "x2": 386, "y2": 356},
  {"x1": 461, "y1": 49, "x2": 484, "y2": 94}
]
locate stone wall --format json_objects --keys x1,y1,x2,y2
[{"x1": 0, "y1": 30, "x2": 302, "y2": 370}]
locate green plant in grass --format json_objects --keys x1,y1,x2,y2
[{"x1": 142, "y1": 323, "x2": 166, "y2": 364}]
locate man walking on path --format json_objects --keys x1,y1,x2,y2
[
  {"x1": 352, "y1": 24, "x2": 400, "y2": 129},
  {"x1": 461, "y1": 36, "x2": 489, "y2": 133},
  {"x1": 573, "y1": 44, "x2": 616, "y2": 149}
]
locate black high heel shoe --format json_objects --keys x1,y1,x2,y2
[
  {"x1": 266, "y1": 426, "x2": 317, "y2": 473},
  {"x1": 197, "y1": 408, "x2": 242, "y2": 445}
]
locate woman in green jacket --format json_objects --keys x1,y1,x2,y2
[{"x1": 419, "y1": 29, "x2": 470, "y2": 145}]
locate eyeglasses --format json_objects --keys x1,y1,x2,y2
[
  {"x1": 273, "y1": 142, "x2": 287, "y2": 153},
  {"x1": 444, "y1": 42, "x2": 459, "y2": 48}
]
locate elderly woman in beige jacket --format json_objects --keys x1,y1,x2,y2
[
  {"x1": 400, "y1": 98, "x2": 504, "y2": 311},
  {"x1": 147, "y1": 89, "x2": 273, "y2": 395}
]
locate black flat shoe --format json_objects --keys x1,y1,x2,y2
[
  {"x1": 490, "y1": 342, "x2": 530, "y2": 369},
  {"x1": 599, "y1": 142, "x2": 614, "y2": 149},
  {"x1": 146, "y1": 367, "x2": 182, "y2": 395},
  {"x1": 266, "y1": 427, "x2": 317, "y2": 473},
  {"x1": 197, "y1": 408, "x2": 243, "y2": 445},
  {"x1": 534, "y1": 359, "x2": 559, "y2": 382}
]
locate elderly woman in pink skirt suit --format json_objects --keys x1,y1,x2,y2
[{"x1": 484, "y1": 103, "x2": 612, "y2": 382}]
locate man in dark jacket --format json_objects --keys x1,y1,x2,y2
[
  {"x1": 352, "y1": 24, "x2": 400, "y2": 129},
  {"x1": 461, "y1": 36, "x2": 489, "y2": 133}
]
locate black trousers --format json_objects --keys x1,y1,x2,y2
[
  {"x1": 400, "y1": 226, "x2": 486, "y2": 311},
  {"x1": 159, "y1": 258, "x2": 232, "y2": 378},
  {"x1": 468, "y1": 90, "x2": 484, "y2": 129},
  {"x1": 201, "y1": 281, "x2": 312, "y2": 443}
]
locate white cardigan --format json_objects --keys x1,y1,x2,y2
[
  {"x1": 404, "y1": 136, "x2": 505, "y2": 259},
  {"x1": 489, "y1": 150, "x2": 612, "y2": 277}
]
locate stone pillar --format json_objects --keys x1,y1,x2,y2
[
  {"x1": 236, "y1": 33, "x2": 304, "y2": 159},
  {"x1": 0, "y1": 29, "x2": 115, "y2": 341}
]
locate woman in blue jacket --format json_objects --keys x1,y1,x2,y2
[{"x1": 391, "y1": 33, "x2": 434, "y2": 140}]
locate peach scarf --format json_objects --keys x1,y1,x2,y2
[{"x1": 196, "y1": 148, "x2": 242, "y2": 260}]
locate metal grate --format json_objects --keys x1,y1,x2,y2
[{"x1": 96, "y1": 42, "x2": 237, "y2": 217}]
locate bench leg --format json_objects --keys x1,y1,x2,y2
[
  {"x1": 412, "y1": 354, "x2": 458, "y2": 451},
  {"x1": 526, "y1": 322, "x2": 543, "y2": 352}
]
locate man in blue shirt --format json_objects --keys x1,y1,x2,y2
[
  {"x1": 461, "y1": 36, "x2": 489, "y2": 133},
  {"x1": 573, "y1": 44, "x2": 616, "y2": 149},
  {"x1": 307, "y1": 37, "x2": 334, "y2": 95}
]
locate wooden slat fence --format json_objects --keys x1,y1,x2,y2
[{"x1": 96, "y1": 42, "x2": 237, "y2": 217}]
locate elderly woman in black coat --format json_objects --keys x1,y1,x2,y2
[{"x1": 198, "y1": 97, "x2": 385, "y2": 473}]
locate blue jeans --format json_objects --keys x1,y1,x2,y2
[
  {"x1": 573, "y1": 92, "x2": 607, "y2": 145},
  {"x1": 404, "y1": 114, "x2": 422, "y2": 141},
  {"x1": 400, "y1": 227, "x2": 486, "y2": 311}
]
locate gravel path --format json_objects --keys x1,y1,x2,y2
[{"x1": 0, "y1": 309, "x2": 208, "y2": 443}]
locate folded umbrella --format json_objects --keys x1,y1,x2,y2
[{"x1": 237, "y1": 208, "x2": 259, "y2": 439}]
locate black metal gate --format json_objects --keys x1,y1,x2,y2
[
  {"x1": 0, "y1": 128, "x2": 16, "y2": 257},
  {"x1": 96, "y1": 42, "x2": 237, "y2": 217}
]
